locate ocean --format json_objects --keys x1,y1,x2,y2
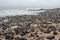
[{"x1": 0, "y1": 9, "x2": 45, "y2": 17}]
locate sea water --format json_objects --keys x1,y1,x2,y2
[{"x1": 0, "y1": 9, "x2": 45, "y2": 17}]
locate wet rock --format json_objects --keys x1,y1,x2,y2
[
  {"x1": 2, "y1": 26, "x2": 7, "y2": 30},
  {"x1": 57, "y1": 27, "x2": 60, "y2": 32},
  {"x1": 40, "y1": 27, "x2": 50, "y2": 33},
  {"x1": 53, "y1": 31, "x2": 58, "y2": 35},
  {"x1": 20, "y1": 28, "x2": 29, "y2": 36},
  {"x1": 30, "y1": 27, "x2": 35, "y2": 32},
  {"x1": 14, "y1": 28, "x2": 20, "y2": 35},
  {"x1": 46, "y1": 35, "x2": 55, "y2": 39},
  {"x1": 47, "y1": 26, "x2": 56, "y2": 32},
  {"x1": 30, "y1": 33, "x2": 34, "y2": 37},
  {"x1": 0, "y1": 29, "x2": 4, "y2": 38},
  {"x1": 14, "y1": 27, "x2": 29, "y2": 36},
  {"x1": 11, "y1": 25, "x2": 18, "y2": 29},
  {"x1": 5, "y1": 33, "x2": 14, "y2": 40},
  {"x1": 3, "y1": 19, "x2": 8, "y2": 22},
  {"x1": 14, "y1": 37, "x2": 21, "y2": 40},
  {"x1": 20, "y1": 38, "x2": 27, "y2": 40}
]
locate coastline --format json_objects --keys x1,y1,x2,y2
[{"x1": 0, "y1": 8, "x2": 60, "y2": 40}]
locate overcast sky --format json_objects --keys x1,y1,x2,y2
[{"x1": 0, "y1": 0, "x2": 60, "y2": 9}]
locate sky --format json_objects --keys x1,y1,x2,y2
[{"x1": 0, "y1": 0, "x2": 60, "y2": 9}]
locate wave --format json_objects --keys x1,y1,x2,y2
[{"x1": 0, "y1": 9, "x2": 45, "y2": 17}]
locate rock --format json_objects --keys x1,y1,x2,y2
[
  {"x1": 40, "y1": 27, "x2": 50, "y2": 33},
  {"x1": 30, "y1": 33, "x2": 34, "y2": 37},
  {"x1": 3, "y1": 19, "x2": 8, "y2": 22},
  {"x1": 46, "y1": 35, "x2": 55, "y2": 39},
  {"x1": 14, "y1": 27, "x2": 29, "y2": 35},
  {"x1": 53, "y1": 31, "x2": 58, "y2": 35},
  {"x1": 11, "y1": 25, "x2": 18, "y2": 29},
  {"x1": 30, "y1": 27, "x2": 35, "y2": 32},
  {"x1": 14, "y1": 37, "x2": 21, "y2": 40},
  {"x1": 2, "y1": 26, "x2": 7, "y2": 30},
  {"x1": 20, "y1": 38, "x2": 27, "y2": 40},
  {"x1": 47, "y1": 26, "x2": 56, "y2": 32},
  {"x1": 20, "y1": 28, "x2": 29, "y2": 36},
  {"x1": 5, "y1": 33, "x2": 14, "y2": 40},
  {"x1": 14, "y1": 28, "x2": 20, "y2": 35},
  {"x1": 30, "y1": 24, "x2": 38, "y2": 28},
  {"x1": 0, "y1": 10, "x2": 60, "y2": 40},
  {"x1": 57, "y1": 27, "x2": 60, "y2": 32}
]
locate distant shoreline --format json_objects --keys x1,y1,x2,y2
[{"x1": 0, "y1": 8, "x2": 60, "y2": 17}]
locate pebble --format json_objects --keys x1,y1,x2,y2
[
  {"x1": 46, "y1": 35, "x2": 55, "y2": 39},
  {"x1": 53, "y1": 31, "x2": 58, "y2": 35},
  {"x1": 47, "y1": 26, "x2": 56, "y2": 32},
  {"x1": 20, "y1": 38, "x2": 27, "y2": 40},
  {"x1": 0, "y1": 9, "x2": 60, "y2": 40}
]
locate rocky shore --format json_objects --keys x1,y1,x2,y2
[{"x1": 0, "y1": 8, "x2": 60, "y2": 40}]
